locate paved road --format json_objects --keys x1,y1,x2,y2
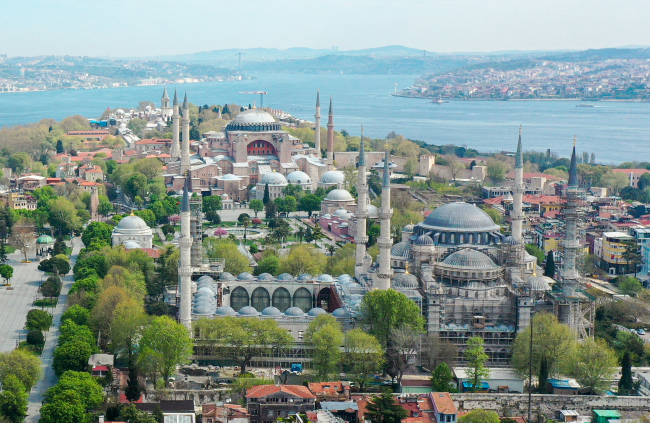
[{"x1": 25, "y1": 238, "x2": 81, "y2": 423}]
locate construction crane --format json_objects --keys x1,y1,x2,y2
[{"x1": 239, "y1": 91, "x2": 267, "y2": 108}]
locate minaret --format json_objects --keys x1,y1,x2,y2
[
  {"x1": 562, "y1": 137, "x2": 581, "y2": 297},
  {"x1": 355, "y1": 126, "x2": 369, "y2": 272},
  {"x1": 179, "y1": 173, "x2": 194, "y2": 331},
  {"x1": 171, "y1": 90, "x2": 180, "y2": 159},
  {"x1": 180, "y1": 93, "x2": 191, "y2": 175},
  {"x1": 161, "y1": 87, "x2": 172, "y2": 121},
  {"x1": 314, "y1": 90, "x2": 321, "y2": 157},
  {"x1": 326, "y1": 96, "x2": 334, "y2": 166},
  {"x1": 376, "y1": 144, "x2": 393, "y2": 290},
  {"x1": 511, "y1": 126, "x2": 524, "y2": 242}
]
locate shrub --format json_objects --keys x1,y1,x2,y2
[
  {"x1": 26, "y1": 330, "x2": 44, "y2": 346},
  {"x1": 26, "y1": 309, "x2": 53, "y2": 331}
]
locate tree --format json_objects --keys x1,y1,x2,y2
[
  {"x1": 202, "y1": 195, "x2": 222, "y2": 214},
  {"x1": 544, "y1": 251, "x2": 555, "y2": 278},
  {"x1": 525, "y1": 243, "x2": 545, "y2": 265},
  {"x1": 40, "y1": 277, "x2": 61, "y2": 297},
  {"x1": 44, "y1": 371, "x2": 104, "y2": 410},
  {"x1": 359, "y1": 290, "x2": 424, "y2": 349},
  {"x1": 204, "y1": 238, "x2": 251, "y2": 275},
  {"x1": 52, "y1": 339, "x2": 94, "y2": 376},
  {"x1": 568, "y1": 337, "x2": 618, "y2": 394},
  {"x1": 81, "y1": 222, "x2": 113, "y2": 247},
  {"x1": 38, "y1": 257, "x2": 70, "y2": 276},
  {"x1": 118, "y1": 404, "x2": 157, "y2": 423},
  {"x1": 249, "y1": 199, "x2": 264, "y2": 217},
  {"x1": 26, "y1": 330, "x2": 44, "y2": 347},
  {"x1": 205, "y1": 211, "x2": 221, "y2": 225},
  {"x1": 262, "y1": 183, "x2": 270, "y2": 205},
  {"x1": 459, "y1": 409, "x2": 500, "y2": 423},
  {"x1": 447, "y1": 156, "x2": 465, "y2": 182},
  {"x1": 47, "y1": 198, "x2": 81, "y2": 235},
  {"x1": 195, "y1": 317, "x2": 293, "y2": 375},
  {"x1": 305, "y1": 315, "x2": 344, "y2": 381},
  {"x1": 538, "y1": 356, "x2": 549, "y2": 394},
  {"x1": 617, "y1": 276, "x2": 643, "y2": 296},
  {"x1": 56, "y1": 140, "x2": 65, "y2": 154},
  {"x1": 299, "y1": 194, "x2": 321, "y2": 217},
  {"x1": 254, "y1": 255, "x2": 280, "y2": 276},
  {"x1": 364, "y1": 390, "x2": 407, "y2": 423},
  {"x1": 139, "y1": 316, "x2": 193, "y2": 384},
  {"x1": 343, "y1": 329, "x2": 384, "y2": 391},
  {"x1": 124, "y1": 173, "x2": 148, "y2": 201},
  {"x1": 0, "y1": 375, "x2": 27, "y2": 423},
  {"x1": 97, "y1": 200, "x2": 113, "y2": 217},
  {"x1": 0, "y1": 265, "x2": 12, "y2": 286},
  {"x1": 431, "y1": 362, "x2": 456, "y2": 392},
  {"x1": 464, "y1": 336, "x2": 490, "y2": 392},
  {"x1": 39, "y1": 390, "x2": 87, "y2": 423},
  {"x1": 486, "y1": 159, "x2": 507, "y2": 185},
  {"x1": 618, "y1": 351, "x2": 633, "y2": 394},
  {"x1": 421, "y1": 333, "x2": 458, "y2": 370},
  {"x1": 125, "y1": 365, "x2": 142, "y2": 403},
  {"x1": 239, "y1": 214, "x2": 251, "y2": 241},
  {"x1": 386, "y1": 325, "x2": 420, "y2": 385},
  {"x1": 0, "y1": 349, "x2": 42, "y2": 391},
  {"x1": 111, "y1": 301, "x2": 148, "y2": 366},
  {"x1": 264, "y1": 201, "x2": 277, "y2": 219},
  {"x1": 9, "y1": 218, "x2": 35, "y2": 262},
  {"x1": 309, "y1": 224, "x2": 325, "y2": 245},
  {"x1": 622, "y1": 239, "x2": 642, "y2": 277},
  {"x1": 279, "y1": 244, "x2": 327, "y2": 276},
  {"x1": 25, "y1": 309, "x2": 52, "y2": 331}
]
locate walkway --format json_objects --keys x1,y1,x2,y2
[{"x1": 25, "y1": 238, "x2": 82, "y2": 423}]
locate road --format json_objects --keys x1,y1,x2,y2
[{"x1": 25, "y1": 238, "x2": 81, "y2": 423}]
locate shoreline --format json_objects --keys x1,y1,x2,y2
[{"x1": 390, "y1": 94, "x2": 649, "y2": 103}]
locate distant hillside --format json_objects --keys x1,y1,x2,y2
[{"x1": 541, "y1": 48, "x2": 650, "y2": 62}]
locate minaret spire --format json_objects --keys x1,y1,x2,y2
[
  {"x1": 180, "y1": 92, "x2": 191, "y2": 175},
  {"x1": 326, "y1": 96, "x2": 334, "y2": 167},
  {"x1": 375, "y1": 142, "x2": 393, "y2": 290},
  {"x1": 314, "y1": 90, "x2": 321, "y2": 157},
  {"x1": 511, "y1": 125, "x2": 525, "y2": 242},
  {"x1": 568, "y1": 135, "x2": 578, "y2": 187},
  {"x1": 171, "y1": 89, "x2": 180, "y2": 159},
  {"x1": 178, "y1": 172, "x2": 193, "y2": 330},
  {"x1": 355, "y1": 126, "x2": 369, "y2": 275},
  {"x1": 562, "y1": 136, "x2": 581, "y2": 298}
]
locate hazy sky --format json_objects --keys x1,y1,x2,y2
[{"x1": 2, "y1": 0, "x2": 649, "y2": 57}]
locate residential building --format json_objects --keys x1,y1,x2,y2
[
  {"x1": 600, "y1": 231, "x2": 635, "y2": 275},
  {"x1": 66, "y1": 130, "x2": 110, "y2": 142},
  {"x1": 631, "y1": 228, "x2": 650, "y2": 274},
  {"x1": 135, "y1": 400, "x2": 195, "y2": 423},
  {"x1": 2, "y1": 191, "x2": 37, "y2": 210},
  {"x1": 612, "y1": 169, "x2": 650, "y2": 188},
  {"x1": 202, "y1": 404, "x2": 249, "y2": 423},
  {"x1": 79, "y1": 164, "x2": 104, "y2": 182},
  {"x1": 245, "y1": 385, "x2": 316, "y2": 423},
  {"x1": 88, "y1": 353, "x2": 114, "y2": 377},
  {"x1": 307, "y1": 382, "x2": 350, "y2": 402},
  {"x1": 430, "y1": 392, "x2": 457, "y2": 423}
]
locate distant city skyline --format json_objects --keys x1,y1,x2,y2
[{"x1": 2, "y1": 0, "x2": 650, "y2": 57}]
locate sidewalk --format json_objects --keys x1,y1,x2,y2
[{"x1": 25, "y1": 238, "x2": 82, "y2": 423}]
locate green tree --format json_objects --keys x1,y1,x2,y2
[
  {"x1": 81, "y1": 222, "x2": 113, "y2": 247},
  {"x1": 202, "y1": 195, "x2": 222, "y2": 214},
  {"x1": 299, "y1": 194, "x2": 321, "y2": 217},
  {"x1": 618, "y1": 351, "x2": 633, "y2": 394},
  {"x1": 305, "y1": 315, "x2": 344, "y2": 381},
  {"x1": 205, "y1": 210, "x2": 221, "y2": 225},
  {"x1": 26, "y1": 330, "x2": 44, "y2": 347},
  {"x1": 278, "y1": 244, "x2": 327, "y2": 276},
  {"x1": 52, "y1": 340, "x2": 94, "y2": 376},
  {"x1": 0, "y1": 375, "x2": 27, "y2": 423},
  {"x1": 44, "y1": 371, "x2": 104, "y2": 410},
  {"x1": 459, "y1": 409, "x2": 500, "y2": 423},
  {"x1": 343, "y1": 329, "x2": 384, "y2": 391},
  {"x1": 359, "y1": 290, "x2": 425, "y2": 349},
  {"x1": 617, "y1": 275, "x2": 643, "y2": 296},
  {"x1": 239, "y1": 214, "x2": 251, "y2": 241},
  {"x1": 111, "y1": 302, "x2": 148, "y2": 366},
  {"x1": 364, "y1": 390, "x2": 407, "y2": 423},
  {"x1": 525, "y1": 243, "x2": 545, "y2": 265},
  {"x1": 124, "y1": 173, "x2": 148, "y2": 200},
  {"x1": 538, "y1": 356, "x2": 549, "y2": 394},
  {"x1": 431, "y1": 362, "x2": 456, "y2": 392},
  {"x1": 203, "y1": 238, "x2": 251, "y2": 275},
  {"x1": 125, "y1": 365, "x2": 142, "y2": 403},
  {"x1": 464, "y1": 336, "x2": 490, "y2": 392},
  {"x1": 0, "y1": 349, "x2": 42, "y2": 391},
  {"x1": 97, "y1": 200, "x2": 113, "y2": 217},
  {"x1": 254, "y1": 255, "x2": 280, "y2": 276},
  {"x1": 26, "y1": 309, "x2": 52, "y2": 331},
  {"x1": 249, "y1": 199, "x2": 264, "y2": 217},
  {"x1": 262, "y1": 183, "x2": 270, "y2": 205},
  {"x1": 486, "y1": 159, "x2": 507, "y2": 185},
  {"x1": 118, "y1": 404, "x2": 157, "y2": 423},
  {"x1": 37, "y1": 257, "x2": 70, "y2": 276},
  {"x1": 56, "y1": 140, "x2": 65, "y2": 154},
  {"x1": 39, "y1": 390, "x2": 87, "y2": 423},
  {"x1": 139, "y1": 316, "x2": 193, "y2": 383},
  {"x1": 621, "y1": 239, "x2": 642, "y2": 277},
  {"x1": 195, "y1": 317, "x2": 293, "y2": 375},
  {"x1": 58, "y1": 321, "x2": 96, "y2": 349},
  {"x1": 544, "y1": 251, "x2": 555, "y2": 278},
  {"x1": 48, "y1": 198, "x2": 82, "y2": 235},
  {"x1": 0, "y1": 265, "x2": 12, "y2": 285},
  {"x1": 264, "y1": 201, "x2": 277, "y2": 219},
  {"x1": 568, "y1": 337, "x2": 618, "y2": 394}
]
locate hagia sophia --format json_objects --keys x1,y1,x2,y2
[{"x1": 112, "y1": 89, "x2": 595, "y2": 366}]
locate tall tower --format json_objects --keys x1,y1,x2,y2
[
  {"x1": 326, "y1": 96, "x2": 334, "y2": 166},
  {"x1": 355, "y1": 126, "x2": 369, "y2": 272},
  {"x1": 180, "y1": 93, "x2": 191, "y2": 176},
  {"x1": 314, "y1": 90, "x2": 321, "y2": 157},
  {"x1": 178, "y1": 174, "x2": 194, "y2": 331},
  {"x1": 171, "y1": 90, "x2": 180, "y2": 159},
  {"x1": 90, "y1": 186, "x2": 99, "y2": 221},
  {"x1": 161, "y1": 87, "x2": 172, "y2": 120},
  {"x1": 376, "y1": 145, "x2": 393, "y2": 290},
  {"x1": 511, "y1": 126, "x2": 524, "y2": 242},
  {"x1": 563, "y1": 138, "x2": 581, "y2": 297}
]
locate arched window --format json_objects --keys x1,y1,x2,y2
[
  {"x1": 230, "y1": 287, "x2": 249, "y2": 312},
  {"x1": 272, "y1": 287, "x2": 291, "y2": 312},
  {"x1": 251, "y1": 287, "x2": 270, "y2": 312},
  {"x1": 293, "y1": 287, "x2": 312, "y2": 312},
  {"x1": 475, "y1": 291, "x2": 479, "y2": 299}
]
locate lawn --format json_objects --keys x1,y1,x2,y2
[{"x1": 153, "y1": 234, "x2": 164, "y2": 247}]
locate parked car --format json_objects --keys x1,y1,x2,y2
[{"x1": 637, "y1": 329, "x2": 646, "y2": 336}]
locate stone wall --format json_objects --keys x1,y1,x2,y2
[{"x1": 451, "y1": 393, "x2": 650, "y2": 421}]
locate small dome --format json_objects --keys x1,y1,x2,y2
[
  {"x1": 297, "y1": 274, "x2": 312, "y2": 282},
  {"x1": 392, "y1": 272, "x2": 419, "y2": 289},
  {"x1": 502, "y1": 236, "x2": 520, "y2": 246},
  {"x1": 308, "y1": 307, "x2": 327, "y2": 317},
  {"x1": 320, "y1": 170, "x2": 345, "y2": 184},
  {"x1": 333, "y1": 207, "x2": 350, "y2": 218},
  {"x1": 197, "y1": 287, "x2": 215, "y2": 296},
  {"x1": 115, "y1": 215, "x2": 150, "y2": 232},
  {"x1": 391, "y1": 241, "x2": 410, "y2": 258},
  {"x1": 193, "y1": 304, "x2": 214, "y2": 315},
  {"x1": 261, "y1": 306, "x2": 282, "y2": 316},
  {"x1": 527, "y1": 275, "x2": 555, "y2": 292},
  {"x1": 287, "y1": 171, "x2": 311, "y2": 184},
  {"x1": 216, "y1": 305, "x2": 236, "y2": 316},
  {"x1": 222, "y1": 193, "x2": 229, "y2": 199},
  {"x1": 415, "y1": 234, "x2": 434, "y2": 246},
  {"x1": 238, "y1": 306, "x2": 259, "y2": 316},
  {"x1": 403, "y1": 224, "x2": 415, "y2": 233},
  {"x1": 442, "y1": 248, "x2": 498, "y2": 269},
  {"x1": 257, "y1": 273, "x2": 274, "y2": 281},
  {"x1": 237, "y1": 272, "x2": 254, "y2": 281},
  {"x1": 338, "y1": 274, "x2": 352, "y2": 283},
  {"x1": 123, "y1": 240, "x2": 141, "y2": 249},
  {"x1": 325, "y1": 189, "x2": 353, "y2": 202},
  {"x1": 36, "y1": 234, "x2": 54, "y2": 245},
  {"x1": 219, "y1": 174, "x2": 242, "y2": 181},
  {"x1": 332, "y1": 308, "x2": 349, "y2": 317},
  {"x1": 367, "y1": 204, "x2": 380, "y2": 219},
  {"x1": 191, "y1": 281, "x2": 197, "y2": 293},
  {"x1": 284, "y1": 307, "x2": 305, "y2": 317},
  {"x1": 220, "y1": 272, "x2": 235, "y2": 281},
  {"x1": 197, "y1": 275, "x2": 216, "y2": 284},
  {"x1": 250, "y1": 186, "x2": 257, "y2": 193},
  {"x1": 316, "y1": 274, "x2": 335, "y2": 282},
  {"x1": 346, "y1": 282, "x2": 362, "y2": 289},
  {"x1": 261, "y1": 172, "x2": 288, "y2": 185},
  {"x1": 419, "y1": 202, "x2": 500, "y2": 233},
  {"x1": 277, "y1": 273, "x2": 294, "y2": 281}
]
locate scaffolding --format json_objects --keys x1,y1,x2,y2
[{"x1": 189, "y1": 197, "x2": 203, "y2": 266}]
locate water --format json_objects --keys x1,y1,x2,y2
[{"x1": 1, "y1": 74, "x2": 649, "y2": 164}]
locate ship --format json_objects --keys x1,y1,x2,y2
[
  {"x1": 428, "y1": 95, "x2": 448, "y2": 104},
  {"x1": 576, "y1": 104, "x2": 594, "y2": 108}
]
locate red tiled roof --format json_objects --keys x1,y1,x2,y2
[
  {"x1": 136, "y1": 138, "x2": 171, "y2": 145},
  {"x1": 246, "y1": 385, "x2": 315, "y2": 399},
  {"x1": 612, "y1": 168, "x2": 650, "y2": 176},
  {"x1": 92, "y1": 365, "x2": 110, "y2": 371},
  {"x1": 140, "y1": 248, "x2": 161, "y2": 259},
  {"x1": 430, "y1": 392, "x2": 457, "y2": 414},
  {"x1": 308, "y1": 381, "x2": 344, "y2": 395}
]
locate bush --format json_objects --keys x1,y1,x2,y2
[
  {"x1": 26, "y1": 309, "x2": 53, "y2": 331},
  {"x1": 249, "y1": 244, "x2": 259, "y2": 254},
  {"x1": 61, "y1": 305, "x2": 90, "y2": 326},
  {"x1": 37, "y1": 257, "x2": 70, "y2": 275},
  {"x1": 26, "y1": 330, "x2": 44, "y2": 346},
  {"x1": 41, "y1": 278, "x2": 62, "y2": 298}
]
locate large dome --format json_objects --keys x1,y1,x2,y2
[
  {"x1": 325, "y1": 189, "x2": 353, "y2": 202},
  {"x1": 419, "y1": 202, "x2": 500, "y2": 233},
  {"x1": 114, "y1": 215, "x2": 150, "y2": 233},
  {"x1": 287, "y1": 171, "x2": 311, "y2": 185},
  {"x1": 320, "y1": 170, "x2": 345, "y2": 184},
  {"x1": 442, "y1": 248, "x2": 498, "y2": 269},
  {"x1": 226, "y1": 109, "x2": 281, "y2": 131},
  {"x1": 261, "y1": 172, "x2": 288, "y2": 185}
]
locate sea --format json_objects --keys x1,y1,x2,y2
[{"x1": 1, "y1": 73, "x2": 649, "y2": 164}]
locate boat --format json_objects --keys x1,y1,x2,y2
[
  {"x1": 576, "y1": 104, "x2": 594, "y2": 108},
  {"x1": 428, "y1": 95, "x2": 448, "y2": 104}
]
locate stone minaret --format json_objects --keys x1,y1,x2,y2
[
  {"x1": 562, "y1": 137, "x2": 581, "y2": 297},
  {"x1": 511, "y1": 126, "x2": 524, "y2": 242},
  {"x1": 376, "y1": 145, "x2": 393, "y2": 290},
  {"x1": 171, "y1": 90, "x2": 180, "y2": 159},
  {"x1": 326, "y1": 96, "x2": 334, "y2": 166},
  {"x1": 179, "y1": 174, "x2": 193, "y2": 330},
  {"x1": 180, "y1": 93, "x2": 191, "y2": 176},
  {"x1": 90, "y1": 186, "x2": 99, "y2": 221},
  {"x1": 355, "y1": 126, "x2": 369, "y2": 271},
  {"x1": 314, "y1": 90, "x2": 321, "y2": 157}
]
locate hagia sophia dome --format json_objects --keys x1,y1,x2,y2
[{"x1": 225, "y1": 109, "x2": 281, "y2": 131}]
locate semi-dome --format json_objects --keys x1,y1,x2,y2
[
  {"x1": 391, "y1": 241, "x2": 410, "y2": 258},
  {"x1": 367, "y1": 204, "x2": 380, "y2": 219},
  {"x1": 277, "y1": 273, "x2": 294, "y2": 281},
  {"x1": 392, "y1": 272, "x2": 419, "y2": 289},
  {"x1": 297, "y1": 274, "x2": 312, "y2": 282},
  {"x1": 237, "y1": 272, "x2": 254, "y2": 281},
  {"x1": 415, "y1": 234, "x2": 434, "y2": 246},
  {"x1": 257, "y1": 273, "x2": 274, "y2": 281},
  {"x1": 220, "y1": 272, "x2": 235, "y2": 281},
  {"x1": 216, "y1": 305, "x2": 236, "y2": 316},
  {"x1": 226, "y1": 109, "x2": 281, "y2": 131},
  {"x1": 238, "y1": 306, "x2": 259, "y2": 316},
  {"x1": 284, "y1": 307, "x2": 305, "y2": 317},
  {"x1": 114, "y1": 215, "x2": 150, "y2": 233},
  {"x1": 260, "y1": 172, "x2": 288, "y2": 185},
  {"x1": 332, "y1": 308, "x2": 349, "y2": 317},
  {"x1": 419, "y1": 202, "x2": 500, "y2": 233},
  {"x1": 123, "y1": 240, "x2": 141, "y2": 249},
  {"x1": 287, "y1": 171, "x2": 311, "y2": 184},
  {"x1": 261, "y1": 306, "x2": 282, "y2": 316},
  {"x1": 333, "y1": 207, "x2": 350, "y2": 218},
  {"x1": 308, "y1": 307, "x2": 327, "y2": 317},
  {"x1": 219, "y1": 174, "x2": 242, "y2": 181},
  {"x1": 527, "y1": 275, "x2": 555, "y2": 292},
  {"x1": 316, "y1": 274, "x2": 335, "y2": 282},
  {"x1": 325, "y1": 189, "x2": 353, "y2": 202},
  {"x1": 320, "y1": 170, "x2": 345, "y2": 184},
  {"x1": 442, "y1": 248, "x2": 498, "y2": 269}
]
